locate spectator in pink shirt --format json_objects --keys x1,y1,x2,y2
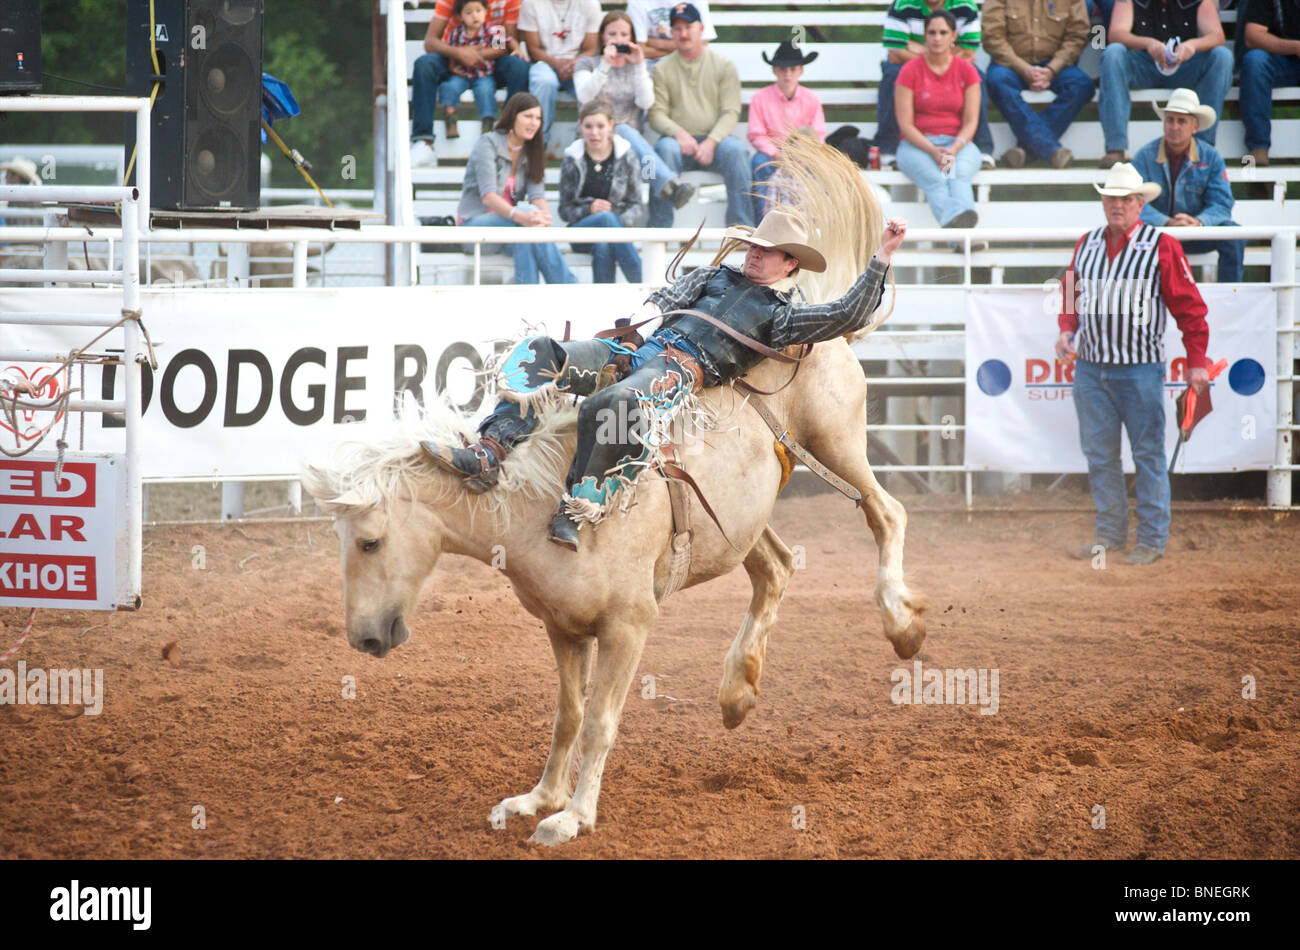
[{"x1": 748, "y1": 40, "x2": 826, "y2": 219}]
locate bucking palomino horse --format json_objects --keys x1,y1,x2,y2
[{"x1": 302, "y1": 137, "x2": 927, "y2": 846}]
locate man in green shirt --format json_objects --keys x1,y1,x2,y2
[
  {"x1": 877, "y1": 0, "x2": 995, "y2": 164},
  {"x1": 646, "y1": 3, "x2": 753, "y2": 227}
]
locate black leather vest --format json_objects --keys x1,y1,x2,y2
[
  {"x1": 659, "y1": 267, "x2": 790, "y2": 384},
  {"x1": 1132, "y1": 0, "x2": 1200, "y2": 44}
]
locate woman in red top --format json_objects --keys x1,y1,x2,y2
[{"x1": 893, "y1": 10, "x2": 982, "y2": 228}]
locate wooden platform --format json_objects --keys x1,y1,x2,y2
[{"x1": 147, "y1": 205, "x2": 380, "y2": 230}]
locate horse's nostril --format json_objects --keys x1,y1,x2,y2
[{"x1": 359, "y1": 637, "x2": 382, "y2": 656}]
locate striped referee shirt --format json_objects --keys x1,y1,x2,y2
[
  {"x1": 1058, "y1": 220, "x2": 1208, "y2": 368},
  {"x1": 647, "y1": 257, "x2": 891, "y2": 349}
]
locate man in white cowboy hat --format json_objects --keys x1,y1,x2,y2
[
  {"x1": 1097, "y1": 0, "x2": 1233, "y2": 168},
  {"x1": 1055, "y1": 162, "x2": 1210, "y2": 565},
  {"x1": 1131, "y1": 88, "x2": 1243, "y2": 283},
  {"x1": 425, "y1": 209, "x2": 908, "y2": 549}
]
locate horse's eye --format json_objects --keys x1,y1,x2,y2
[{"x1": 359, "y1": 538, "x2": 381, "y2": 553}]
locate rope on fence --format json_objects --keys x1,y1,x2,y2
[{"x1": 0, "y1": 307, "x2": 157, "y2": 459}]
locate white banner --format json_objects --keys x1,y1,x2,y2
[
  {"x1": 1, "y1": 285, "x2": 648, "y2": 478},
  {"x1": 964, "y1": 287, "x2": 1277, "y2": 473}
]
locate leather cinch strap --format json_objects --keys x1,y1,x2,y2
[{"x1": 743, "y1": 393, "x2": 863, "y2": 506}]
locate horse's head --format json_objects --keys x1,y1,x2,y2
[
  {"x1": 300, "y1": 396, "x2": 574, "y2": 658},
  {"x1": 302, "y1": 464, "x2": 445, "y2": 658}
]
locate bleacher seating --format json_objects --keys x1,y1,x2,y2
[{"x1": 392, "y1": 0, "x2": 1298, "y2": 283}]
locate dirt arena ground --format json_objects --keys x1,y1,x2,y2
[{"x1": 2, "y1": 490, "x2": 1297, "y2": 860}]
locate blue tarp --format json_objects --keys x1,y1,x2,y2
[{"x1": 260, "y1": 72, "x2": 300, "y2": 142}]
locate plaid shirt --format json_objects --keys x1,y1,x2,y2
[
  {"x1": 446, "y1": 24, "x2": 506, "y2": 79},
  {"x1": 648, "y1": 257, "x2": 891, "y2": 349}
]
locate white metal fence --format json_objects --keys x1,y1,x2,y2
[
  {"x1": 1, "y1": 96, "x2": 150, "y2": 605},
  {"x1": 2, "y1": 179, "x2": 1295, "y2": 511}
]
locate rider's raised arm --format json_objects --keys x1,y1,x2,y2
[
  {"x1": 646, "y1": 265, "x2": 719, "y2": 315},
  {"x1": 768, "y1": 257, "x2": 890, "y2": 347}
]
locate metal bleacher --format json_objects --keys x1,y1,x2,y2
[{"x1": 392, "y1": 0, "x2": 1298, "y2": 284}]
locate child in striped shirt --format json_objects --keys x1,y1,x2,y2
[{"x1": 440, "y1": 0, "x2": 510, "y2": 136}]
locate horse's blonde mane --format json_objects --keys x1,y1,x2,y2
[
  {"x1": 752, "y1": 134, "x2": 894, "y2": 338},
  {"x1": 301, "y1": 395, "x2": 578, "y2": 523}
]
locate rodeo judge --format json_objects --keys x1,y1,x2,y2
[
  {"x1": 1056, "y1": 162, "x2": 1209, "y2": 566},
  {"x1": 425, "y1": 207, "x2": 907, "y2": 551}
]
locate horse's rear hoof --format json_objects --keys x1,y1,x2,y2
[
  {"x1": 889, "y1": 615, "x2": 926, "y2": 659},
  {"x1": 720, "y1": 691, "x2": 757, "y2": 730}
]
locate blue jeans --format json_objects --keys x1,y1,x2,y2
[
  {"x1": 439, "y1": 73, "x2": 498, "y2": 118},
  {"x1": 876, "y1": 59, "x2": 994, "y2": 154},
  {"x1": 648, "y1": 134, "x2": 754, "y2": 228},
  {"x1": 1099, "y1": 44, "x2": 1233, "y2": 151},
  {"x1": 1073, "y1": 360, "x2": 1170, "y2": 551},
  {"x1": 1176, "y1": 223, "x2": 1244, "y2": 283},
  {"x1": 894, "y1": 134, "x2": 980, "y2": 226},
  {"x1": 629, "y1": 327, "x2": 706, "y2": 371},
  {"x1": 1089, "y1": 0, "x2": 1115, "y2": 27},
  {"x1": 1239, "y1": 49, "x2": 1300, "y2": 152},
  {"x1": 985, "y1": 62, "x2": 1094, "y2": 161},
  {"x1": 750, "y1": 151, "x2": 779, "y2": 220},
  {"x1": 529, "y1": 62, "x2": 576, "y2": 143},
  {"x1": 568, "y1": 210, "x2": 642, "y2": 283},
  {"x1": 460, "y1": 205, "x2": 577, "y2": 284},
  {"x1": 615, "y1": 123, "x2": 674, "y2": 196},
  {"x1": 411, "y1": 52, "x2": 529, "y2": 140}
]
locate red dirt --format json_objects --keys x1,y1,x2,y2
[{"x1": 2, "y1": 494, "x2": 1297, "y2": 859}]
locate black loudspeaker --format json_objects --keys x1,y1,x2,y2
[
  {"x1": 0, "y1": 0, "x2": 42, "y2": 93},
  {"x1": 125, "y1": 0, "x2": 264, "y2": 210}
]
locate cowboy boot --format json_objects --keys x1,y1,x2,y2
[
  {"x1": 547, "y1": 502, "x2": 580, "y2": 551},
  {"x1": 421, "y1": 435, "x2": 505, "y2": 493}
]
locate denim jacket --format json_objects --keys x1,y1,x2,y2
[{"x1": 1132, "y1": 136, "x2": 1236, "y2": 227}]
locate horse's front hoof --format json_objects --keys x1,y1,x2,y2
[
  {"x1": 528, "y1": 810, "x2": 585, "y2": 846},
  {"x1": 719, "y1": 689, "x2": 757, "y2": 730},
  {"x1": 888, "y1": 615, "x2": 926, "y2": 659}
]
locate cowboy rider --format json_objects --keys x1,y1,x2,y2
[{"x1": 424, "y1": 208, "x2": 908, "y2": 550}]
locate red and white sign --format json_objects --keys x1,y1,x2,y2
[{"x1": 0, "y1": 454, "x2": 121, "y2": 609}]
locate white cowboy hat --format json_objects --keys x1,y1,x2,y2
[
  {"x1": 0, "y1": 157, "x2": 40, "y2": 184},
  {"x1": 1092, "y1": 162, "x2": 1162, "y2": 201},
  {"x1": 722, "y1": 209, "x2": 827, "y2": 273},
  {"x1": 1152, "y1": 88, "x2": 1216, "y2": 129}
]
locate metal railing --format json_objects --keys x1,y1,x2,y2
[
  {"x1": 4, "y1": 216, "x2": 1296, "y2": 509},
  {"x1": 0, "y1": 95, "x2": 150, "y2": 605}
]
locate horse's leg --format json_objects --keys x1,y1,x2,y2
[
  {"x1": 718, "y1": 525, "x2": 794, "y2": 729},
  {"x1": 490, "y1": 628, "x2": 593, "y2": 826},
  {"x1": 796, "y1": 382, "x2": 927, "y2": 659},
  {"x1": 530, "y1": 619, "x2": 649, "y2": 845}
]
